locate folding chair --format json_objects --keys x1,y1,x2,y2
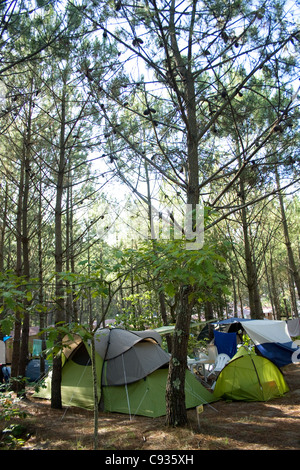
[{"x1": 207, "y1": 353, "x2": 230, "y2": 379}]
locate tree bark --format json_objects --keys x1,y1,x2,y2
[
  {"x1": 165, "y1": 285, "x2": 193, "y2": 426},
  {"x1": 18, "y1": 88, "x2": 34, "y2": 385},
  {"x1": 241, "y1": 206, "x2": 264, "y2": 318},
  {"x1": 38, "y1": 174, "x2": 47, "y2": 377},
  {"x1": 276, "y1": 168, "x2": 300, "y2": 309},
  {"x1": 238, "y1": 157, "x2": 263, "y2": 319},
  {"x1": 10, "y1": 144, "x2": 25, "y2": 393},
  {"x1": 51, "y1": 85, "x2": 67, "y2": 409},
  {"x1": 269, "y1": 253, "x2": 282, "y2": 320},
  {"x1": 163, "y1": 0, "x2": 200, "y2": 426},
  {"x1": 164, "y1": 0, "x2": 200, "y2": 426},
  {"x1": 0, "y1": 182, "x2": 8, "y2": 272}
]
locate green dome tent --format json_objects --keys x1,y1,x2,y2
[
  {"x1": 35, "y1": 328, "x2": 216, "y2": 417},
  {"x1": 213, "y1": 346, "x2": 289, "y2": 402}
]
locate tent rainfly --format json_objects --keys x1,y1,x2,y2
[
  {"x1": 213, "y1": 346, "x2": 289, "y2": 402},
  {"x1": 34, "y1": 328, "x2": 216, "y2": 417}
]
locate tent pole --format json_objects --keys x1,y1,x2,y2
[{"x1": 250, "y1": 354, "x2": 264, "y2": 399}]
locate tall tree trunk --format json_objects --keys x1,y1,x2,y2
[
  {"x1": 10, "y1": 155, "x2": 24, "y2": 392},
  {"x1": 158, "y1": 290, "x2": 172, "y2": 353},
  {"x1": 17, "y1": 151, "x2": 30, "y2": 385},
  {"x1": 0, "y1": 182, "x2": 8, "y2": 272},
  {"x1": 19, "y1": 88, "x2": 34, "y2": 385},
  {"x1": 38, "y1": 174, "x2": 47, "y2": 377},
  {"x1": 165, "y1": 285, "x2": 194, "y2": 426},
  {"x1": 144, "y1": 159, "x2": 173, "y2": 352},
  {"x1": 275, "y1": 168, "x2": 300, "y2": 309},
  {"x1": 204, "y1": 301, "x2": 215, "y2": 341},
  {"x1": 165, "y1": 0, "x2": 199, "y2": 426},
  {"x1": 263, "y1": 248, "x2": 275, "y2": 318},
  {"x1": 51, "y1": 86, "x2": 67, "y2": 409},
  {"x1": 238, "y1": 158, "x2": 263, "y2": 319},
  {"x1": 229, "y1": 263, "x2": 238, "y2": 316},
  {"x1": 269, "y1": 253, "x2": 282, "y2": 320},
  {"x1": 288, "y1": 269, "x2": 298, "y2": 317},
  {"x1": 237, "y1": 278, "x2": 244, "y2": 318},
  {"x1": 241, "y1": 205, "x2": 263, "y2": 318}
]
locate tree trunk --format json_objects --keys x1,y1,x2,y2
[
  {"x1": 10, "y1": 149, "x2": 25, "y2": 393},
  {"x1": 264, "y1": 252, "x2": 275, "y2": 318},
  {"x1": 237, "y1": 278, "x2": 244, "y2": 318},
  {"x1": 35, "y1": 169, "x2": 47, "y2": 377},
  {"x1": 51, "y1": 86, "x2": 67, "y2": 409},
  {"x1": 269, "y1": 253, "x2": 282, "y2": 320},
  {"x1": 144, "y1": 159, "x2": 173, "y2": 353},
  {"x1": 276, "y1": 168, "x2": 300, "y2": 308},
  {"x1": 204, "y1": 301, "x2": 215, "y2": 341},
  {"x1": 19, "y1": 90, "x2": 34, "y2": 385},
  {"x1": 288, "y1": 269, "x2": 298, "y2": 317},
  {"x1": 238, "y1": 158, "x2": 263, "y2": 319},
  {"x1": 0, "y1": 182, "x2": 8, "y2": 272},
  {"x1": 241, "y1": 205, "x2": 263, "y2": 318},
  {"x1": 165, "y1": 3, "x2": 199, "y2": 423},
  {"x1": 18, "y1": 151, "x2": 30, "y2": 386},
  {"x1": 158, "y1": 290, "x2": 172, "y2": 353},
  {"x1": 229, "y1": 263, "x2": 238, "y2": 317},
  {"x1": 165, "y1": 285, "x2": 193, "y2": 426}
]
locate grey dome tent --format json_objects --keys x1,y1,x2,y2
[
  {"x1": 35, "y1": 327, "x2": 216, "y2": 417},
  {"x1": 95, "y1": 328, "x2": 169, "y2": 386}
]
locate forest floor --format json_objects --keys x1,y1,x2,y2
[{"x1": 1, "y1": 362, "x2": 300, "y2": 452}]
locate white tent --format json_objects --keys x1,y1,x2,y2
[
  {"x1": 242, "y1": 320, "x2": 292, "y2": 345},
  {"x1": 287, "y1": 318, "x2": 300, "y2": 337}
]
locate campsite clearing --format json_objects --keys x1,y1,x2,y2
[{"x1": 2, "y1": 362, "x2": 300, "y2": 451}]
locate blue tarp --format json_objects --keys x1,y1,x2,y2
[
  {"x1": 211, "y1": 317, "x2": 252, "y2": 325},
  {"x1": 214, "y1": 330, "x2": 237, "y2": 358},
  {"x1": 256, "y1": 341, "x2": 298, "y2": 368}
]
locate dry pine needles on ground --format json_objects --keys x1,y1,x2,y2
[{"x1": 1, "y1": 362, "x2": 299, "y2": 451}]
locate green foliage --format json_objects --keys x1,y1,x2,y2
[
  {"x1": 115, "y1": 291, "x2": 163, "y2": 330},
  {"x1": 1, "y1": 423, "x2": 29, "y2": 448},
  {"x1": 55, "y1": 270, "x2": 110, "y2": 302},
  {"x1": 0, "y1": 394, "x2": 27, "y2": 422},
  {"x1": 137, "y1": 239, "x2": 229, "y2": 301},
  {"x1": 0, "y1": 272, "x2": 38, "y2": 335},
  {"x1": 0, "y1": 394, "x2": 28, "y2": 449}
]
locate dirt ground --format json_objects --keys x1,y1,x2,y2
[{"x1": 1, "y1": 362, "x2": 300, "y2": 451}]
